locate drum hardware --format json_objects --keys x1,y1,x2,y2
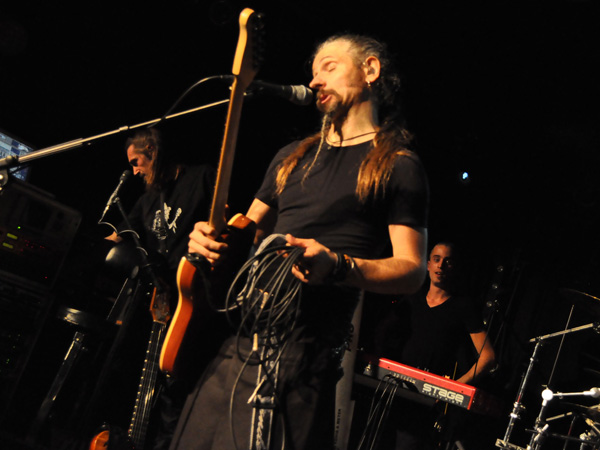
[
  {"x1": 527, "y1": 387, "x2": 600, "y2": 450},
  {"x1": 563, "y1": 403, "x2": 600, "y2": 424},
  {"x1": 523, "y1": 429, "x2": 600, "y2": 450},
  {"x1": 495, "y1": 439, "x2": 526, "y2": 450},
  {"x1": 522, "y1": 416, "x2": 600, "y2": 450},
  {"x1": 581, "y1": 418, "x2": 600, "y2": 449},
  {"x1": 496, "y1": 321, "x2": 600, "y2": 450}
]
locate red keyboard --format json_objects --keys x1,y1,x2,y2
[{"x1": 358, "y1": 357, "x2": 502, "y2": 416}]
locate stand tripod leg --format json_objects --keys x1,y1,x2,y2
[
  {"x1": 76, "y1": 277, "x2": 144, "y2": 442},
  {"x1": 25, "y1": 331, "x2": 87, "y2": 446}
]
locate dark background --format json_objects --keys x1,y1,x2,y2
[{"x1": 2, "y1": 1, "x2": 600, "y2": 448}]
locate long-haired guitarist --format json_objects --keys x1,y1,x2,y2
[
  {"x1": 103, "y1": 127, "x2": 216, "y2": 449},
  {"x1": 106, "y1": 128, "x2": 215, "y2": 276},
  {"x1": 171, "y1": 34, "x2": 430, "y2": 450}
]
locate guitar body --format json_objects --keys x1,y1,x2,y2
[
  {"x1": 89, "y1": 429, "x2": 109, "y2": 450},
  {"x1": 89, "y1": 424, "x2": 134, "y2": 450},
  {"x1": 160, "y1": 213, "x2": 255, "y2": 378}
]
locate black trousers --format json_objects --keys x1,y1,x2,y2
[{"x1": 169, "y1": 335, "x2": 338, "y2": 450}]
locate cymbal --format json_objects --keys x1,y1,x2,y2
[{"x1": 559, "y1": 288, "x2": 600, "y2": 317}]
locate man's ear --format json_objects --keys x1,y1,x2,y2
[{"x1": 363, "y1": 56, "x2": 381, "y2": 84}]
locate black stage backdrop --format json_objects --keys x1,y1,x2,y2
[{"x1": 2, "y1": 2, "x2": 600, "y2": 449}]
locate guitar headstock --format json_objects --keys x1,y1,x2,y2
[{"x1": 232, "y1": 8, "x2": 265, "y2": 91}]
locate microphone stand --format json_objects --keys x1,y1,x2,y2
[
  {"x1": 112, "y1": 198, "x2": 163, "y2": 290},
  {"x1": 76, "y1": 193, "x2": 167, "y2": 444},
  {"x1": 0, "y1": 97, "x2": 230, "y2": 188}
]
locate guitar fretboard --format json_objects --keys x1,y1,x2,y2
[{"x1": 128, "y1": 321, "x2": 167, "y2": 448}]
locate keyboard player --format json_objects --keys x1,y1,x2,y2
[{"x1": 370, "y1": 241, "x2": 496, "y2": 450}]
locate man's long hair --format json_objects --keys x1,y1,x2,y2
[
  {"x1": 126, "y1": 128, "x2": 177, "y2": 190},
  {"x1": 275, "y1": 34, "x2": 414, "y2": 203}
]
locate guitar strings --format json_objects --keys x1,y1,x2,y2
[{"x1": 129, "y1": 323, "x2": 166, "y2": 448}]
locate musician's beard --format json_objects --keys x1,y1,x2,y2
[
  {"x1": 143, "y1": 174, "x2": 153, "y2": 191},
  {"x1": 319, "y1": 99, "x2": 350, "y2": 128},
  {"x1": 316, "y1": 83, "x2": 368, "y2": 125}
]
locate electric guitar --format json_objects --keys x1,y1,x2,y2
[
  {"x1": 89, "y1": 286, "x2": 171, "y2": 450},
  {"x1": 159, "y1": 7, "x2": 263, "y2": 378}
]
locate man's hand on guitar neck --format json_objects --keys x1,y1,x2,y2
[{"x1": 188, "y1": 221, "x2": 229, "y2": 266}]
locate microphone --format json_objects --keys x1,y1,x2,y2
[
  {"x1": 102, "y1": 170, "x2": 131, "y2": 218},
  {"x1": 246, "y1": 80, "x2": 314, "y2": 106}
]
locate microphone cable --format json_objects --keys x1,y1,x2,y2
[
  {"x1": 357, "y1": 375, "x2": 400, "y2": 450},
  {"x1": 223, "y1": 234, "x2": 304, "y2": 450},
  {"x1": 149, "y1": 75, "x2": 233, "y2": 129},
  {"x1": 224, "y1": 234, "x2": 304, "y2": 348}
]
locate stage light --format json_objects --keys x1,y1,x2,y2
[{"x1": 459, "y1": 171, "x2": 471, "y2": 185}]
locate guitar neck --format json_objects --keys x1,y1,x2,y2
[
  {"x1": 208, "y1": 8, "x2": 263, "y2": 234},
  {"x1": 128, "y1": 321, "x2": 167, "y2": 448},
  {"x1": 209, "y1": 78, "x2": 247, "y2": 233}
]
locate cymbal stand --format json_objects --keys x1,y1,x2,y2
[{"x1": 496, "y1": 338, "x2": 544, "y2": 449}]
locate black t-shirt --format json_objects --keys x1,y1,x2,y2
[
  {"x1": 125, "y1": 164, "x2": 215, "y2": 274},
  {"x1": 254, "y1": 140, "x2": 429, "y2": 346},
  {"x1": 255, "y1": 140, "x2": 429, "y2": 259},
  {"x1": 389, "y1": 291, "x2": 485, "y2": 378}
]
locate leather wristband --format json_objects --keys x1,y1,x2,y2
[{"x1": 327, "y1": 252, "x2": 354, "y2": 283}]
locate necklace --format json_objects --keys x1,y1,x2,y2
[{"x1": 326, "y1": 130, "x2": 376, "y2": 145}]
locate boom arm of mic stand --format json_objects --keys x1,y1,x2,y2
[{"x1": 0, "y1": 98, "x2": 230, "y2": 176}]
